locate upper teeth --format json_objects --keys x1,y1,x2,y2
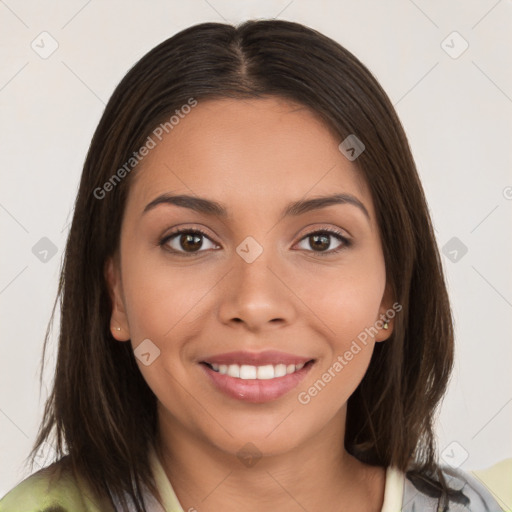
[{"x1": 210, "y1": 363, "x2": 305, "y2": 380}]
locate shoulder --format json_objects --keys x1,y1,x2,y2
[
  {"x1": 403, "y1": 459, "x2": 512, "y2": 511},
  {"x1": 470, "y1": 458, "x2": 512, "y2": 512},
  {"x1": 0, "y1": 457, "x2": 113, "y2": 512}
]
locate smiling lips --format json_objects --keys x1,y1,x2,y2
[
  {"x1": 209, "y1": 362, "x2": 306, "y2": 379},
  {"x1": 200, "y1": 350, "x2": 315, "y2": 403}
]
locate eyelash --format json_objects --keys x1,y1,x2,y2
[{"x1": 159, "y1": 227, "x2": 352, "y2": 258}]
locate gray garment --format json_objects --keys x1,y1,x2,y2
[
  {"x1": 111, "y1": 464, "x2": 505, "y2": 511},
  {"x1": 402, "y1": 465, "x2": 504, "y2": 511}
]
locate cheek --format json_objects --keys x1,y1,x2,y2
[
  {"x1": 298, "y1": 346, "x2": 373, "y2": 417},
  {"x1": 302, "y1": 254, "x2": 386, "y2": 340},
  {"x1": 298, "y1": 285, "x2": 381, "y2": 414},
  {"x1": 120, "y1": 251, "x2": 218, "y2": 343},
  {"x1": 295, "y1": 252, "x2": 385, "y2": 406}
]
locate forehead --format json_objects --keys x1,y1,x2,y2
[{"x1": 126, "y1": 96, "x2": 373, "y2": 219}]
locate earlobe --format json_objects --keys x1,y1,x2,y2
[
  {"x1": 374, "y1": 311, "x2": 393, "y2": 342},
  {"x1": 104, "y1": 256, "x2": 131, "y2": 342},
  {"x1": 110, "y1": 323, "x2": 130, "y2": 342},
  {"x1": 375, "y1": 281, "x2": 395, "y2": 343}
]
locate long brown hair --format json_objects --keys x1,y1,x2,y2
[{"x1": 28, "y1": 19, "x2": 454, "y2": 510}]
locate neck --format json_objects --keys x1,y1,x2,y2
[{"x1": 155, "y1": 405, "x2": 385, "y2": 512}]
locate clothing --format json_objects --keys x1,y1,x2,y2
[{"x1": 1, "y1": 446, "x2": 510, "y2": 511}]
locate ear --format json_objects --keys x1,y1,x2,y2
[
  {"x1": 374, "y1": 281, "x2": 396, "y2": 343},
  {"x1": 104, "y1": 255, "x2": 131, "y2": 342}
]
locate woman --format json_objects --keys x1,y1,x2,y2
[{"x1": 0, "y1": 19, "x2": 508, "y2": 512}]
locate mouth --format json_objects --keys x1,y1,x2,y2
[
  {"x1": 202, "y1": 361, "x2": 312, "y2": 379},
  {"x1": 199, "y1": 353, "x2": 315, "y2": 403}
]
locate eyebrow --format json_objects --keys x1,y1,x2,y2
[{"x1": 143, "y1": 192, "x2": 370, "y2": 221}]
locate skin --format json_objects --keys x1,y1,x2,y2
[{"x1": 106, "y1": 96, "x2": 394, "y2": 512}]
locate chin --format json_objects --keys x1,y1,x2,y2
[{"x1": 200, "y1": 415, "x2": 311, "y2": 459}]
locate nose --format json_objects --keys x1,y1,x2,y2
[{"x1": 217, "y1": 245, "x2": 298, "y2": 332}]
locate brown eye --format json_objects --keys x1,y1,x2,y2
[
  {"x1": 296, "y1": 229, "x2": 350, "y2": 255},
  {"x1": 161, "y1": 229, "x2": 218, "y2": 255},
  {"x1": 309, "y1": 233, "x2": 331, "y2": 251},
  {"x1": 178, "y1": 232, "x2": 203, "y2": 252}
]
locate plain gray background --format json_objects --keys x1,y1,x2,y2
[{"x1": 1, "y1": 0, "x2": 511, "y2": 497}]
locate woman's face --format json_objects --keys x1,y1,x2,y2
[{"x1": 106, "y1": 96, "x2": 394, "y2": 458}]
